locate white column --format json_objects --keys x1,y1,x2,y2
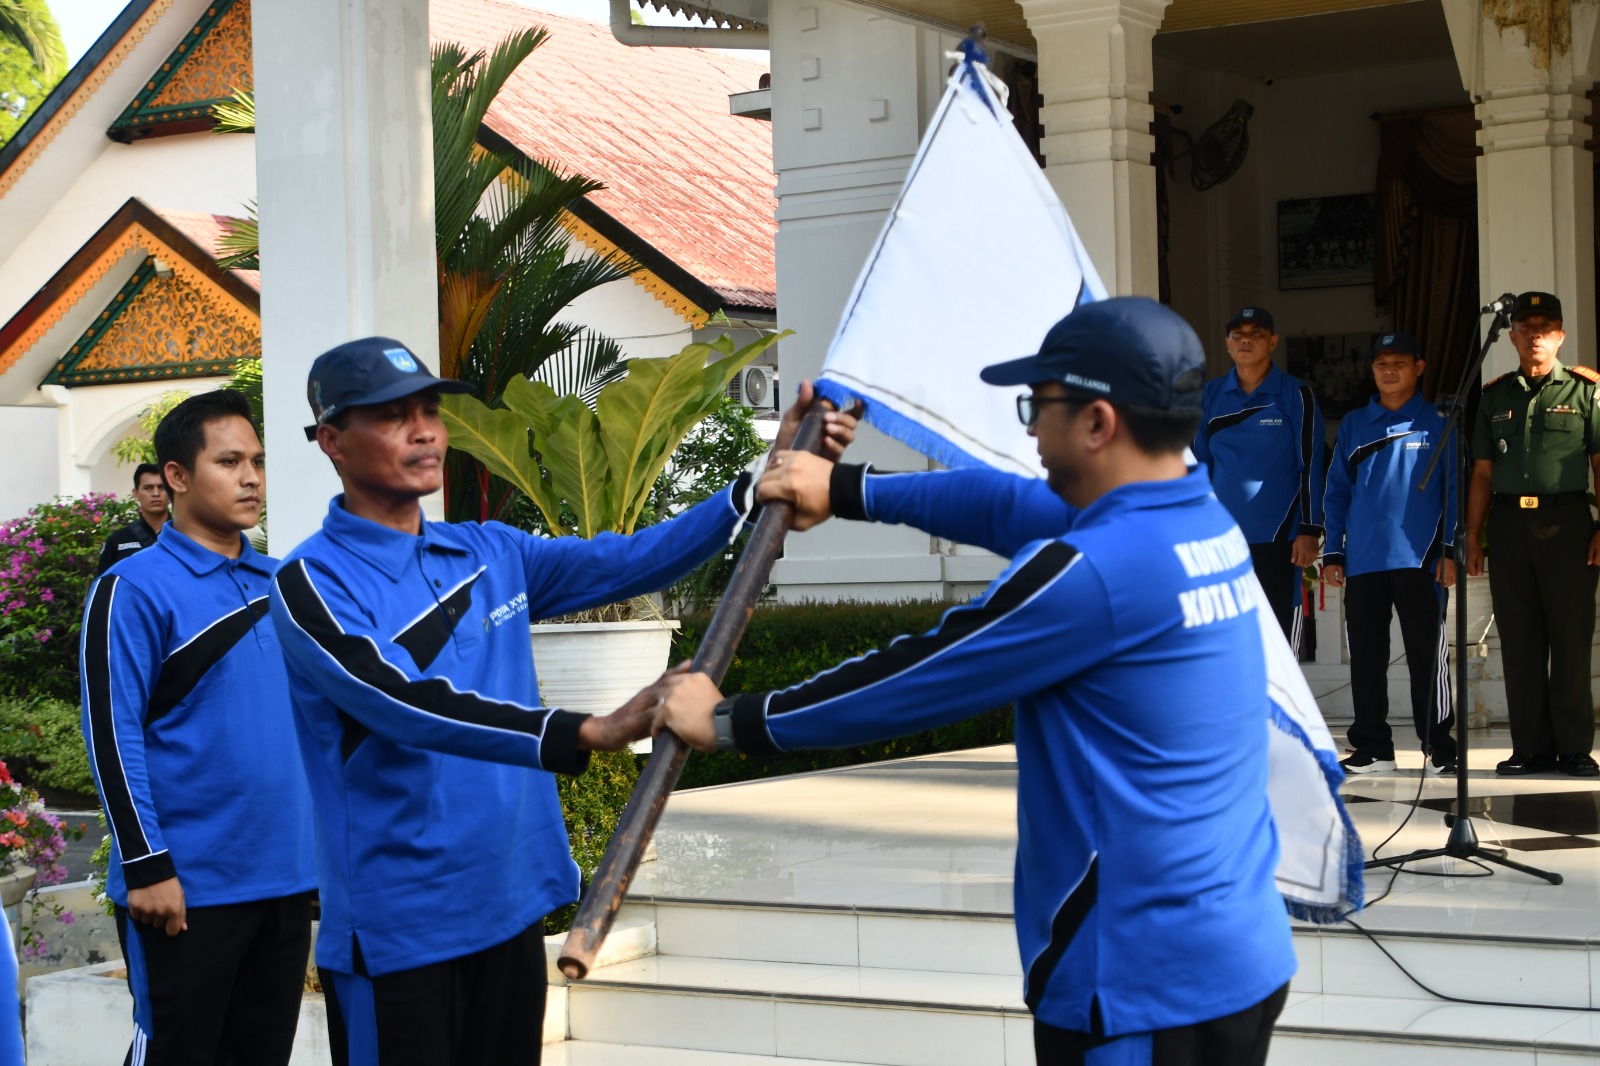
[
  {"x1": 252, "y1": 0, "x2": 439, "y2": 552},
  {"x1": 1016, "y1": 0, "x2": 1171, "y2": 296},
  {"x1": 1443, "y1": 0, "x2": 1600, "y2": 374},
  {"x1": 768, "y1": 0, "x2": 989, "y2": 600}
]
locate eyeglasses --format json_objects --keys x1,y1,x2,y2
[{"x1": 1016, "y1": 394, "x2": 1080, "y2": 427}]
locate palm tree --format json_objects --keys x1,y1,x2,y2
[
  {"x1": 0, "y1": 0, "x2": 64, "y2": 81},
  {"x1": 212, "y1": 29, "x2": 639, "y2": 523}
]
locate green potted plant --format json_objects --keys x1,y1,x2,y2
[{"x1": 439, "y1": 331, "x2": 784, "y2": 718}]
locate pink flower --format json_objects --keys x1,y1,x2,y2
[
  {"x1": 39, "y1": 589, "x2": 52, "y2": 603},
  {"x1": 58, "y1": 912, "x2": 73, "y2": 926}
]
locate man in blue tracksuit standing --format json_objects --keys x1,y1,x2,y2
[
  {"x1": 81, "y1": 391, "x2": 316, "y2": 1065},
  {"x1": 1322, "y1": 331, "x2": 1458, "y2": 776},
  {"x1": 1192, "y1": 307, "x2": 1325, "y2": 645},
  {"x1": 653, "y1": 298, "x2": 1296, "y2": 1065},
  {"x1": 268, "y1": 337, "x2": 854, "y2": 1065}
]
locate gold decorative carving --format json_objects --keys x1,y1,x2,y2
[
  {"x1": 0, "y1": 223, "x2": 257, "y2": 380},
  {"x1": 557, "y1": 211, "x2": 711, "y2": 329},
  {"x1": 147, "y1": 0, "x2": 253, "y2": 109},
  {"x1": 70, "y1": 269, "x2": 258, "y2": 382},
  {"x1": 0, "y1": 0, "x2": 176, "y2": 198}
]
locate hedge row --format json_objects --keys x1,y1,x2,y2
[{"x1": 669, "y1": 599, "x2": 1014, "y2": 791}]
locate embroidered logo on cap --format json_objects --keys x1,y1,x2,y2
[
  {"x1": 1242, "y1": 309, "x2": 1255, "y2": 318},
  {"x1": 1531, "y1": 296, "x2": 1542, "y2": 306},
  {"x1": 1383, "y1": 334, "x2": 1395, "y2": 344},
  {"x1": 385, "y1": 348, "x2": 418, "y2": 372}
]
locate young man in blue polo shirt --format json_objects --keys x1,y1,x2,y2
[
  {"x1": 1193, "y1": 306, "x2": 1325, "y2": 645},
  {"x1": 653, "y1": 298, "x2": 1296, "y2": 1065},
  {"x1": 269, "y1": 338, "x2": 855, "y2": 1065},
  {"x1": 81, "y1": 391, "x2": 316, "y2": 1065},
  {"x1": 1323, "y1": 331, "x2": 1458, "y2": 776}
]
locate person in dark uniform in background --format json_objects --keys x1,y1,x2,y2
[
  {"x1": 1193, "y1": 306, "x2": 1325, "y2": 646},
  {"x1": 1466, "y1": 291, "x2": 1600, "y2": 777},
  {"x1": 1323, "y1": 331, "x2": 1458, "y2": 777},
  {"x1": 95, "y1": 463, "x2": 171, "y2": 576}
]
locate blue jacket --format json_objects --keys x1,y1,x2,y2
[
  {"x1": 1193, "y1": 366, "x2": 1325, "y2": 544},
  {"x1": 79, "y1": 526, "x2": 316, "y2": 907},
  {"x1": 726, "y1": 465, "x2": 1296, "y2": 1036},
  {"x1": 1323, "y1": 392, "x2": 1456, "y2": 577},
  {"x1": 269, "y1": 489, "x2": 750, "y2": 977}
]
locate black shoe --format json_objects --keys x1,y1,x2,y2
[
  {"x1": 1496, "y1": 754, "x2": 1558, "y2": 776},
  {"x1": 1558, "y1": 754, "x2": 1600, "y2": 777},
  {"x1": 1425, "y1": 755, "x2": 1459, "y2": 776},
  {"x1": 1340, "y1": 752, "x2": 1397, "y2": 774}
]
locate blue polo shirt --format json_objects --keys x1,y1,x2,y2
[
  {"x1": 1323, "y1": 391, "x2": 1456, "y2": 577},
  {"x1": 1193, "y1": 366, "x2": 1325, "y2": 544},
  {"x1": 79, "y1": 526, "x2": 315, "y2": 907},
  {"x1": 270, "y1": 488, "x2": 751, "y2": 977},
  {"x1": 728, "y1": 466, "x2": 1295, "y2": 1036}
]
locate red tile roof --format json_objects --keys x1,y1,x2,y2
[
  {"x1": 154, "y1": 208, "x2": 261, "y2": 292},
  {"x1": 430, "y1": 0, "x2": 776, "y2": 312}
]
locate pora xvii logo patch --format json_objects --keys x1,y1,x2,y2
[{"x1": 385, "y1": 348, "x2": 419, "y2": 373}]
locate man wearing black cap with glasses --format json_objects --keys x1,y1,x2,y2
[
  {"x1": 268, "y1": 337, "x2": 856, "y2": 1064},
  {"x1": 1193, "y1": 307, "x2": 1325, "y2": 648},
  {"x1": 1467, "y1": 292, "x2": 1600, "y2": 777},
  {"x1": 649, "y1": 297, "x2": 1296, "y2": 1065}
]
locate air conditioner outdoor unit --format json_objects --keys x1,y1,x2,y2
[{"x1": 728, "y1": 364, "x2": 776, "y2": 409}]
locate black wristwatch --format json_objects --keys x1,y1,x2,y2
[{"x1": 712, "y1": 697, "x2": 738, "y2": 751}]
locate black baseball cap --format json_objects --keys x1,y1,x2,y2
[
  {"x1": 1510, "y1": 291, "x2": 1562, "y2": 322},
  {"x1": 304, "y1": 337, "x2": 474, "y2": 440},
  {"x1": 1225, "y1": 306, "x2": 1275, "y2": 334},
  {"x1": 979, "y1": 296, "x2": 1205, "y2": 411},
  {"x1": 1370, "y1": 330, "x2": 1420, "y2": 359}
]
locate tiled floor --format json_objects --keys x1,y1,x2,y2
[{"x1": 622, "y1": 734, "x2": 1600, "y2": 1059}]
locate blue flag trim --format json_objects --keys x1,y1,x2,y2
[{"x1": 1268, "y1": 699, "x2": 1365, "y2": 924}]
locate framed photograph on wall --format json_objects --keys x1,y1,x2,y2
[
  {"x1": 1277, "y1": 194, "x2": 1375, "y2": 290},
  {"x1": 1285, "y1": 333, "x2": 1381, "y2": 419}
]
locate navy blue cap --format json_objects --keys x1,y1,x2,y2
[
  {"x1": 304, "y1": 337, "x2": 473, "y2": 440},
  {"x1": 1225, "y1": 306, "x2": 1275, "y2": 334},
  {"x1": 979, "y1": 296, "x2": 1205, "y2": 411},
  {"x1": 1511, "y1": 291, "x2": 1562, "y2": 322},
  {"x1": 1370, "y1": 330, "x2": 1420, "y2": 359}
]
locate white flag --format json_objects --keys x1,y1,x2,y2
[
  {"x1": 813, "y1": 53, "x2": 1362, "y2": 923},
  {"x1": 813, "y1": 61, "x2": 1105, "y2": 477}
]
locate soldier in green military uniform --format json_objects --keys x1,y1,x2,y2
[{"x1": 1467, "y1": 291, "x2": 1600, "y2": 777}]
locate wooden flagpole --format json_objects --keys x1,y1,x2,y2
[{"x1": 558, "y1": 402, "x2": 829, "y2": 980}]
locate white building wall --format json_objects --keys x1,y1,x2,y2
[
  {"x1": 0, "y1": 134, "x2": 259, "y2": 342},
  {"x1": 765, "y1": 0, "x2": 1000, "y2": 602},
  {"x1": 0, "y1": 408, "x2": 60, "y2": 521},
  {"x1": 1156, "y1": 56, "x2": 1468, "y2": 381}
]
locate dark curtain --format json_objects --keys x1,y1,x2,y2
[{"x1": 1373, "y1": 109, "x2": 1479, "y2": 400}]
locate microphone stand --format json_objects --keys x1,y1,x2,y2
[{"x1": 1362, "y1": 300, "x2": 1561, "y2": 885}]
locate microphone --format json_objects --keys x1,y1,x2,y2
[{"x1": 1481, "y1": 292, "x2": 1518, "y2": 315}]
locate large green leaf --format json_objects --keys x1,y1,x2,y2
[
  {"x1": 540, "y1": 402, "x2": 615, "y2": 538},
  {"x1": 596, "y1": 349, "x2": 712, "y2": 530},
  {"x1": 439, "y1": 393, "x2": 564, "y2": 532}
]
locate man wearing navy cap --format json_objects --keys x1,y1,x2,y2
[
  {"x1": 268, "y1": 337, "x2": 856, "y2": 1064},
  {"x1": 650, "y1": 297, "x2": 1296, "y2": 1064},
  {"x1": 1467, "y1": 292, "x2": 1600, "y2": 777},
  {"x1": 1322, "y1": 332, "x2": 1458, "y2": 776},
  {"x1": 1193, "y1": 307, "x2": 1325, "y2": 647}
]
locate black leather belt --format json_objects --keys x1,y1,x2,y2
[{"x1": 1491, "y1": 491, "x2": 1588, "y2": 509}]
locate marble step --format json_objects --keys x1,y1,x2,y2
[
  {"x1": 616, "y1": 896, "x2": 1600, "y2": 1009},
  {"x1": 565, "y1": 950, "x2": 1600, "y2": 1065},
  {"x1": 545, "y1": 1043, "x2": 901, "y2": 1065}
]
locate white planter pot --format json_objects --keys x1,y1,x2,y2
[{"x1": 529, "y1": 619, "x2": 680, "y2": 719}]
